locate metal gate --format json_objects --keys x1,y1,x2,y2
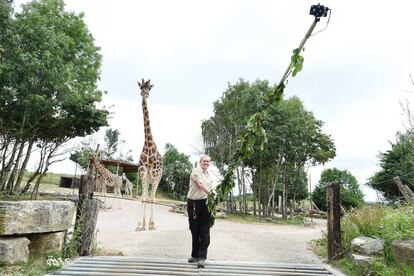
[{"x1": 49, "y1": 256, "x2": 338, "y2": 276}]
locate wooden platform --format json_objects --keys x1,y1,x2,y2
[{"x1": 49, "y1": 256, "x2": 339, "y2": 276}]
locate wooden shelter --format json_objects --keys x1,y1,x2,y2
[{"x1": 91, "y1": 159, "x2": 139, "y2": 174}]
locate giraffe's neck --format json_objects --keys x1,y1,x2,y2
[
  {"x1": 142, "y1": 98, "x2": 153, "y2": 143},
  {"x1": 94, "y1": 160, "x2": 107, "y2": 175}
]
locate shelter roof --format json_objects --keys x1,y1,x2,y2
[{"x1": 98, "y1": 159, "x2": 139, "y2": 173}]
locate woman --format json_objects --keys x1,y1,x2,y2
[{"x1": 186, "y1": 154, "x2": 213, "y2": 268}]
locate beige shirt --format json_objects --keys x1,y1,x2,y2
[{"x1": 187, "y1": 167, "x2": 213, "y2": 200}]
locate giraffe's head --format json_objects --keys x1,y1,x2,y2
[
  {"x1": 90, "y1": 153, "x2": 99, "y2": 163},
  {"x1": 138, "y1": 79, "x2": 154, "y2": 99}
]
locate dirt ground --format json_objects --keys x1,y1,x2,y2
[{"x1": 95, "y1": 197, "x2": 327, "y2": 264}]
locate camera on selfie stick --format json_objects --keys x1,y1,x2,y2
[{"x1": 309, "y1": 3, "x2": 330, "y2": 20}]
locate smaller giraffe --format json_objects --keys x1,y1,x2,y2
[
  {"x1": 90, "y1": 154, "x2": 122, "y2": 199},
  {"x1": 121, "y1": 173, "x2": 133, "y2": 197}
]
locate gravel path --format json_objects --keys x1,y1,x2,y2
[{"x1": 96, "y1": 197, "x2": 326, "y2": 264}]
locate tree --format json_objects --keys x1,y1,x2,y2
[
  {"x1": 368, "y1": 131, "x2": 414, "y2": 200},
  {"x1": 69, "y1": 146, "x2": 94, "y2": 171},
  {"x1": 202, "y1": 79, "x2": 272, "y2": 213},
  {"x1": 103, "y1": 129, "x2": 120, "y2": 159},
  {"x1": 313, "y1": 168, "x2": 364, "y2": 211},
  {"x1": 159, "y1": 143, "x2": 193, "y2": 200},
  {"x1": 0, "y1": 0, "x2": 108, "y2": 194},
  {"x1": 202, "y1": 80, "x2": 335, "y2": 217}
]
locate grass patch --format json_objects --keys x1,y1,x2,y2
[
  {"x1": 93, "y1": 246, "x2": 124, "y2": 256},
  {"x1": 0, "y1": 256, "x2": 66, "y2": 276},
  {"x1": 313, "y1": 204, "x2": 414, "y2": 276},
  {"x1": 0, "y1": 192, "x2": 62, "y2": 201},
  {"x1": 223, "y1": 212, "x2": 305, "y2": 225}
]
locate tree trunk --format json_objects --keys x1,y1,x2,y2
[
  {"x1": 22, "y1": 168, "x2": 41, "y2": 193},
  {"x1": 242, "y1": 167, "x2": 247, "y2": 214},
  {"x1": 282, "y1": 182, "x2": 287, "y2": 219},
  {"x1": 14, "y1": 140, "x2": 34, "y2": 193},
  {"x1": 0, "y1": 136, "x2": 11, "y2": 181},
  {"x1": 237, "y1": 167, "x2": 242, "y2": 212},
  {"x1": 253, "y1": 188, "x2": 256, "y2": 216},
  {"x1": 258, "y1": 174, "x2": 262, "y2": 220},
  {"x1": 6, "y1": 140, "x2": 26, "y2": 193},
  {"x1": 31, "y1": 144, "x2": 55, "y2": 199},
  {"x1": 31, "y1": 169, "x2": 48, "y2": 200},
  {"x1": 2, "y1": 110, "x2": 27, "y2": 191},
  {"x1": 0, "y1": 139, "x2": 19, "y2": 191}
]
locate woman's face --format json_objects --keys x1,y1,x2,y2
[{"x1": 200, "y1": 157, "x2": 210, "y2": 171}]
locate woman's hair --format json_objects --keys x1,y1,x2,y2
[{"x1": 199, "y1": 154, "x2": 211, "y2": 164}]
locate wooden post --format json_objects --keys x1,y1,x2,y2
[
  {"x1": 75, "y1": 175, "x2": 100, "y2": 256},
  {"x1": 394, "y1": 176, "x2": 413, "y2": 202},
  {"x1": 403, "y1": 184, "x2": 414, "y2": 199},
  {"x1": 327, "y1": 182, "x2": 341, "y2": 261}
]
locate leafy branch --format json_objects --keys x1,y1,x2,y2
[{"x1": 208, "y1": 17, "x2": 323, "y2": 226}]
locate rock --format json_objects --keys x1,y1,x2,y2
[
  {"x1": 0, "y1": 237, "x2": 30, "y2": 264},
  {"x1": 28, "y1": 231, "x2": 66, "y2": 256},
  {"x1": 216, "y1": 211, "x2": 227, "y2": 218},
  {"x1": 0, "y1": 200, "x2": 76, "y2": 235},
  {"x1": 351, "y1": 236, "x2": 384, "y2": 256},
  {"x1": 392, "y1": 239, "x2": 414, "y2": 268},
  {"x1": 352, "y1": 254, "x2": 374, "y2": 273}
]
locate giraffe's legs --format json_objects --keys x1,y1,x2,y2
[
  {"x1": 136, "y1": 169, "x2": 149, "y2": 231},
  {"x1": 148, "y1": 174, "x2": 161, "y2": 230},
  {"x1": 137, "y1": 188, "x2": 148, "y2": 231},
  {"x1": 115, "y1": 177, "x2": 122, "y2": 209},
  {"x1": 101, "y1": 181, "x2": 108, "y2": 206}
]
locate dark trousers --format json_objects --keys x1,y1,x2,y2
[{"x1": 187, "y1": 198, "x2": 211, "y2": 260}]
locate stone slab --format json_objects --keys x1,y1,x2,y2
[
  {"x1": 392, "y1": 239, "x2": 414, "y2": 268},
  {"x1": 0, "y1": 237, "x2": 30, "y2": 264},
  {"x1": 28, "y1": 231, "x2": 66, "y2": 256},
  {"x1": 0, "y1": 200, "x2": 75, "y2": 235},
  {"x1": 351, "y1": 236, "x2": 384, "y2": 256}
]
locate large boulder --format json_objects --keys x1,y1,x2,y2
[
  {"x1": 351, "y1": 236, "x2": 384, "y2": 256},
  {"x1": 392, "y1": 239, "x2": 414, "y2": 268},
  {"x1": 0, "y1": 237, "x2": 30, "y2": 264},
  {"x1": 28, "y1": 231, "x2": 66, "y2": 256},
  {"x1": 0, "y1": 200, "x2": 75, "y2": 235}
]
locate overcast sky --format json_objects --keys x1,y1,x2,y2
[{"x1": 17, "y1": 1, "x2": 414, "y2": 201}]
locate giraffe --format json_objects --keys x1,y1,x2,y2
[
  {"x1": 90, "y1": 154, "x2": 122, "y2": 203},
  {"x1": 136, "y1": 79, "x2": 163, "y2": 231},
  {"x1": 121, "y1": 173, "x2": 133, "y2": 197}
]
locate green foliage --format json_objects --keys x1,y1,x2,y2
[
  {"x1": 70, "y1": 147, "x2": 94, "y2": 170},
  {"x1": 103, "y1": 128, "x2": 120, "y2": 159},
  {"x1": 333, "y1": 254, "x2": 414, "y2": 276},
  {"x1": 203, "y1": 79, "x2": 335, "y2": 225},
  {"x1": 369, "y1": 131, "x2": 414, "y2": 200},
  {"x1": 0, "y1": 0, "x2": 108, "y2": 144},
  {"x1": 204, "y1": 47, "x2": 336, "y2": 225},
  {"x1": 346, "y1": 204, "x2": 387, "y2": 237},
  {"x1": 159, "y1": 143, "x2": 193, "y2": 200},
  {"x1": 312, "y1": 168, "x2": 364, "y2": 211},
  {"x1": 334, "y1": 258, "x2": 364, "y2": 276},
  {"x1": 290, "y1": 48, "x2": 304, "y2": 77},
  {"x1": 224, "y1": 212, "x2": 304, "y2": 225},
  {"x1": 315, "y1": 204, "x2": 414, "y2": 275}
]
